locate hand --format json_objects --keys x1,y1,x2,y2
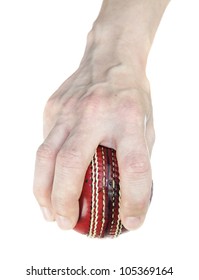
[
  {"x1": 33, "y1": 47, "x2": 154, "y2": 231},
  {"x1": 32, "y1": 0, "x2": 163, "y2": 231}
]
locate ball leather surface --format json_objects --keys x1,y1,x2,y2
[{"x1": 74, "y1": 145, "x2": 126, "y2": 238}]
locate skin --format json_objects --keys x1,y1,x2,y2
[{"x1": 33, "y1": 0, "x2": 170, "y2": 231}]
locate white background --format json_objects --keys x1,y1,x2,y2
[{"x1": 0, "y1": 0, "x2": 199, "y2": 279}]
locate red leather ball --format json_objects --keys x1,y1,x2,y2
[{"x1": 74, "y1": 145, "x2": 126, "y2": 238}]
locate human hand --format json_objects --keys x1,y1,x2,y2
[
  {"x1": 33, "y1": 55, "x2": 154, "y2": 232},
  {"x1": 32, "y1": 0, "x2": 164, "y2": 231}
]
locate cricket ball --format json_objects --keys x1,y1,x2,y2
[{"x1": 74, "y1": 145, "x2": 126, "y2": 238}]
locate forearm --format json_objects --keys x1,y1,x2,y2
[{"x1": 91, "y1": 0, "x2": 170, "y2": 69}]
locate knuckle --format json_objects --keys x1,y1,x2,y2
[
  {"x1": 122, "y1": 153, "x2": 150, "y2": 175},
  {"x1": 52, "y1": 192, "x2": 66, "y2": 210},
  {"x1": 120, "y1": 113, "x2": 145, "y2": 134},
  {"x1": 56, "y1": 149, "x2": 83, "y2": 171},
  {"x1": 80, "y1": 89, "x2": 107, "y2": 117},
  {"x1": 36, "y1": 143, "x2": 55, "y2": 162},
  {"x1": 33, "y1": 186, "x2": 49, "y2": 204},
  {"x1": 119, "y1": 97, "x2": 145, "y2": 122},
  {"x1": 133, "y1": 196, "x2": 149, "y2": 213},
  {"x1": 52, "y1": 190, "x2": 78, "y2": 212},
  {"x1": 122, "y1": 195, "x2": 149, "y2": 215}
]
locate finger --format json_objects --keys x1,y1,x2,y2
[
  {"x1": 33, "y1": 123, "x2": 69, "y2": 221},
  {"x1": 116, "y1": 130, "x2": 152, "y2": 230},
  {"x1": 51, "y1": 127, "x2": 100, "y2": 230}
]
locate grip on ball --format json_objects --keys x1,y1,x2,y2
[{"x1": 74, "y1": 145, "x2": 126, "y2": 238}]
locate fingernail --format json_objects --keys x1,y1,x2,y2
[
  {"x1": 40, "y1": 207, "x2": 54, "y2": 221},
  {"x1": 124, "y1": 216, "x2": 142, "y2": 230},
  {"x1": 56, "y1": 215, "x2": 73, "y2": 230}
]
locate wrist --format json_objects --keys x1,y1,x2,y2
[
  {"x1": 83, "y1": 28, "x2": 150, "y2": 93},
  {"x1": 90, "y1": 21, "x2": 149, "y2": 71},
  {"x1": 91, "y1": 0, "x2": 170, "y2": 68}
]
